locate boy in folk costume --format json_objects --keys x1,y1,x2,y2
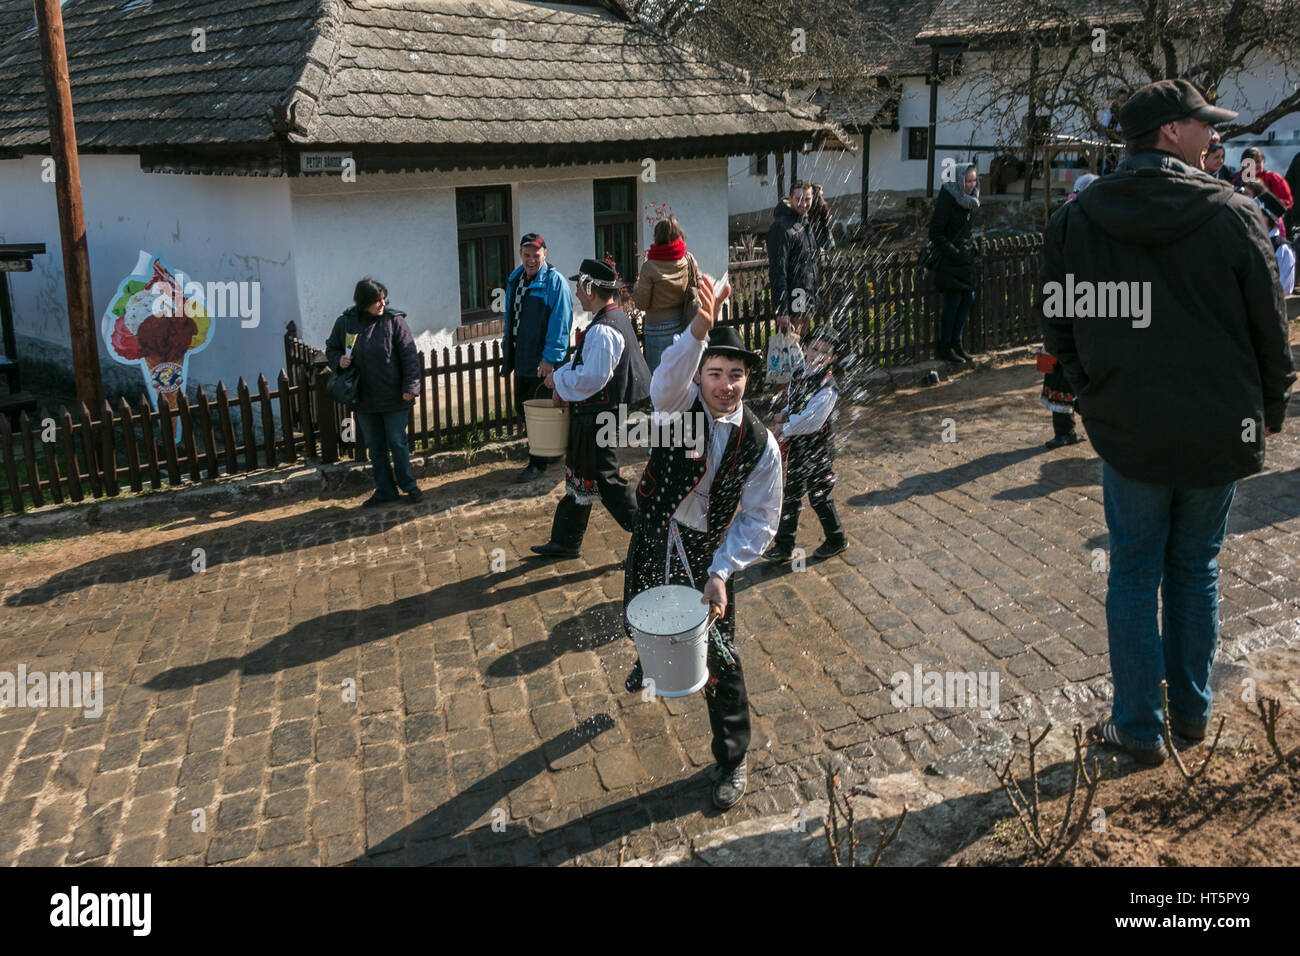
[
  {"x1": 532, "y1": 259, "x2": 652, "y2": 559},
  {"x1": 623, "y1": 276, "x2": 783, "y2": 810},
  {"x1": 764, "y1": 324, "x2": 847, "y2": 562}
]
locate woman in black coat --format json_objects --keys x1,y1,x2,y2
[
  {"x1": 928, "y1": 163, "x2": 980, "y2": 363},
  {"x1": 324, "y1": 278, "x2": 423, "y2": 507}
]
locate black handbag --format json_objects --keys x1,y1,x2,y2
[{"x1": 326, "y1": 364, "x2": 359, "y2": 405}]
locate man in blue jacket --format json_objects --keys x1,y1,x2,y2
[{"x1": 502, "y1": 233, "x2": 574, "y2": 483}]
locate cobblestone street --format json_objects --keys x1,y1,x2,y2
[{"x1": 2, "y1": 357, "x2": 1297, "y2": 866}]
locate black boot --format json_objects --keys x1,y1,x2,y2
[
  {"x1": 764, "y1": 502, "x2": 801, "y2": 562},
  {"x1": 532, "y1": 497, "x2": 588, "y2": 558},
  {"x1": 812, "y1": 499, "x2": 847, "y2": 559},
  {"x1": 934, "y1": 342, "x2": 956, "y2": 363}
]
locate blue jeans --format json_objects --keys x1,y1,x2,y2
[
  {"x1": 356, "y1": 409, "x2": 415, "y2": 499},
  {"x1": 940, "y1": 290, "x2": 974, "y2": 346},
  {"x1": 642, "y1": 321, "x2": 679, "y2": 373},
  {"x1": 1102, "y1": 461, "x2": 1237, "y2": 745}
]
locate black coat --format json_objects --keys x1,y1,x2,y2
[
  {"x1": 929, "y1": 185, "x2": 980, "y2": 291},
  {"x1": 766, "y1": 200, "x2": 818, "y2": 315},
  {"x1": 1041, "y1": 149, "x2": 1295, "y2": 487},
  {"x1": 325, "y1": 306, "x2": 421, "y2": 414}
]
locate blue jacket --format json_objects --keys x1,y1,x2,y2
[{"x1": 501, "y1": 262, "x2": 572, "y2": 375}]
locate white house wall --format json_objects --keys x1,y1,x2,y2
[
  {"x1": 289, "y1": 158, "x2": 730, "y2": 347},
  {"x1": 728, "y1": 49, "x2": 1300, "y2": 226},
  {"x1": 0, "y1": 154, "x2": 298, "y2": 398}
]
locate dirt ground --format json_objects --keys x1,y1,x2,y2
[{"x1": 952, "y1": 703, "x2": 1300, "y2": 867}]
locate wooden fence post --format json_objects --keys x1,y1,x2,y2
[{"x1": 314, "y1": 367, "x2": 339, "y2": 463}]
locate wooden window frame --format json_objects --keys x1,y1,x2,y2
[
  {"x1": 457, "y1": 184, "x2": 513, "y2": 323},
  {"x1": 593, "y1": 177, "x2": 638, "y2": 284}
]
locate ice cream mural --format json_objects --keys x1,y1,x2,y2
[{"x1": 102, "y1": 251, "x2": 214, "y2": 438}]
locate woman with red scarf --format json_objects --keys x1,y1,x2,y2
[{"x1": 633, "y1": 217, "x2": 698, "y2": 372}]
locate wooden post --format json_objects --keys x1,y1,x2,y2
[
  {"x1": 860, "y1": 126, "x2": 871, "y2": 227},
  {"x1": 34, "y1": 0, "x2": 103, "y2": 413},
  {"x1": 926, "y1": 46, "x2": 939, "y2": 199},
  {"x1": 775, "y1": 151, "x2": 786, "y2": 204}
]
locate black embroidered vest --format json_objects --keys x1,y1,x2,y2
[
  {"x1": 569, "y1": 305, "x2": 651, "y2": 416},
  {"x1": 635, "y1": 395, "x2": 769, "y2": 550},
  {"x1": 786, "y1": 366, "x2": 836, "y2": 463}
]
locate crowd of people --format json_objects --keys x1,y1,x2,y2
[{"x1": 321, "y1": 80, "x2": 1294, "y2": 798}]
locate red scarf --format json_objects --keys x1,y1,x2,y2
[{"x1": 647, "y1": 238, "x2": 686, "y2": 261}]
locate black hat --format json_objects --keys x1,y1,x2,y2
[
  {"x1": 1118, "y1": 79, "x2": 1237, "y2": 139},
  {"x1": 701, "y1": 326, "x2": 761, "y2": 370},
  {"x1": 520, "y1": 233, "x2": 546, "y2": 249},
  {"x1": 805, "y1": 322, "x2": 845, "y2": 353},
  {"x1": 568, "y1": 258, "x2": 619, "y2": 288}
]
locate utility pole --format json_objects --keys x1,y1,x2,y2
[{"x1": 34, "y1": 0, "x2": 102, "y2": 412}]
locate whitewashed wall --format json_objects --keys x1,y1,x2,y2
[
  {"x1": 0, "y1": 154, "x2": 298, "y2": 397},
  {"x1": 290, "y1": 157, "x2": 731, "y2": 344}
]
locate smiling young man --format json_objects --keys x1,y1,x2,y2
[{"x1": 622, "y1": 276, "x2": 783, "y2": 810}]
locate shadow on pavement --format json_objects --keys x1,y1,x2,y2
[
  {"x1": 486, "y1": 600, "x2": 625, "y2": 677},
  {"x1": 5, "y1": 504, "x2": 425, "y2": 607},
  {"x1": 143, "y1": 559, "x2": 618, "y2": 691},
  {"x1": 847, "y1": 445, "x2": 1045, "y2": 507},
  {"x1": 992, "y1": 454, "x2": 1100, "y2": 501},
  {"x1": 348, "y1": 714, "x2": 717, "y2": 866}
]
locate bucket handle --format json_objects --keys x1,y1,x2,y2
[
  {"x1": 664, "y1": 603, "x2": 722, "y2": 643},
  {"x1": 670, "y1": 600, "x2": 722, "y2": 647}
]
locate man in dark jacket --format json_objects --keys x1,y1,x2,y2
[
  {"x1": 1042, "y1": 79, "x2": 1295, "y2": 765},
  {"x1": 502, "y1": 233, "x2": 574, "y2": 483},
  {"x1": 766, "y1": 181, "x2": 818, "y2": 335}
]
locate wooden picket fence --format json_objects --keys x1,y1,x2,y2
[{"x1": 0, "y1": 235, "x2": 1043, "y2": 515}]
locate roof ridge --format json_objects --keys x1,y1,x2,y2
[{"x1": 275, "y1": 0, "x2": 347, "y2": 140}]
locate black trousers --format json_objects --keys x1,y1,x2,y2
[
  {"x1": 624, "y1": 520, "x2": 750, "y2": 769},
  {"x1": 515, "y1": 373, "x2": 557, "y2": 469},
  {"x1": 773, "y1": 444, "x2": 842, "y2": 551},
  {"x1": 549, "y1": 413, "x2": 638, "y2": 549}
]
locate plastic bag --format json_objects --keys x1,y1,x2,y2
[{"x1": 766, "y1": 330, "x2": 804, "y2": 385}]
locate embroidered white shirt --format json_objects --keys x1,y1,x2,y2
[{"x1": 650, "y1": 329, "x2": 782, "y2": 581}]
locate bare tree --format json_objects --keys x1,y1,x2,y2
[
  {"x1": 629, "y1": 0, "x2": 905, "y2": 98},
  {"x1": 942, "y1": 0, "x2": 1300, "y2": 145}
]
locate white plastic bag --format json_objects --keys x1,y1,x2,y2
[{"x1": 765, "y1": 330, "x2": 804, "y2": 385}]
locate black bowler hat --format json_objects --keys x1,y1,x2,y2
[
  {"x1": 1119, "y1": 79, "x2": 1237, "y2": 138},
  {"x1": 702, "y1": 326, "x2": 761, "y2": 370},
  {"x1": 569, "y1": 258, "x2": 619, "y2": 288}
]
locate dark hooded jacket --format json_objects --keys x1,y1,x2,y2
[
  {"x1": 325, "y1": 306, "x2": 421, "y2": 414},
  {"x1": 1041, "y1": 149, "x2": 1295, "y2": 487},
  {"x1": 766, "y1": 200, "x2": 818, "y2": 315},
  {"x1": 929, "y1": 181, "x2": 980, "y2": 291}
]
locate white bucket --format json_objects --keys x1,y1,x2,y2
[
  {"x1": 523, "y1": 399, "x2": 570, "y2": 458},
  {"x1": 626, "y1": 584, "x2": 713, "y2": 698}
]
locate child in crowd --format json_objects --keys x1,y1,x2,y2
[{"x1": 765, "y1": 324, "x2": 847, "y2": 561}]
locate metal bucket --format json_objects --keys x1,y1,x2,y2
[{"x1": 625, "y1": 584, "x2": 717, "y2": 698}]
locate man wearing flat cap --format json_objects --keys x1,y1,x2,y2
[
  {"x1": 502, "y1": 233, "x2": 574, "y2": 484},
  {"x1": 531, "y1": 258, "x2": 651, "y2": 559},
  {"x1": 622, "y1": 274, "x2": 783, "y2": 810},
  {"x1": 1041, "y1": 78, "x2": 1295, "y2": 766}
]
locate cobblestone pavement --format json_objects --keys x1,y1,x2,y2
[{"x1": 1, "y1": 356, "x2": 1297, "y2": 867}]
